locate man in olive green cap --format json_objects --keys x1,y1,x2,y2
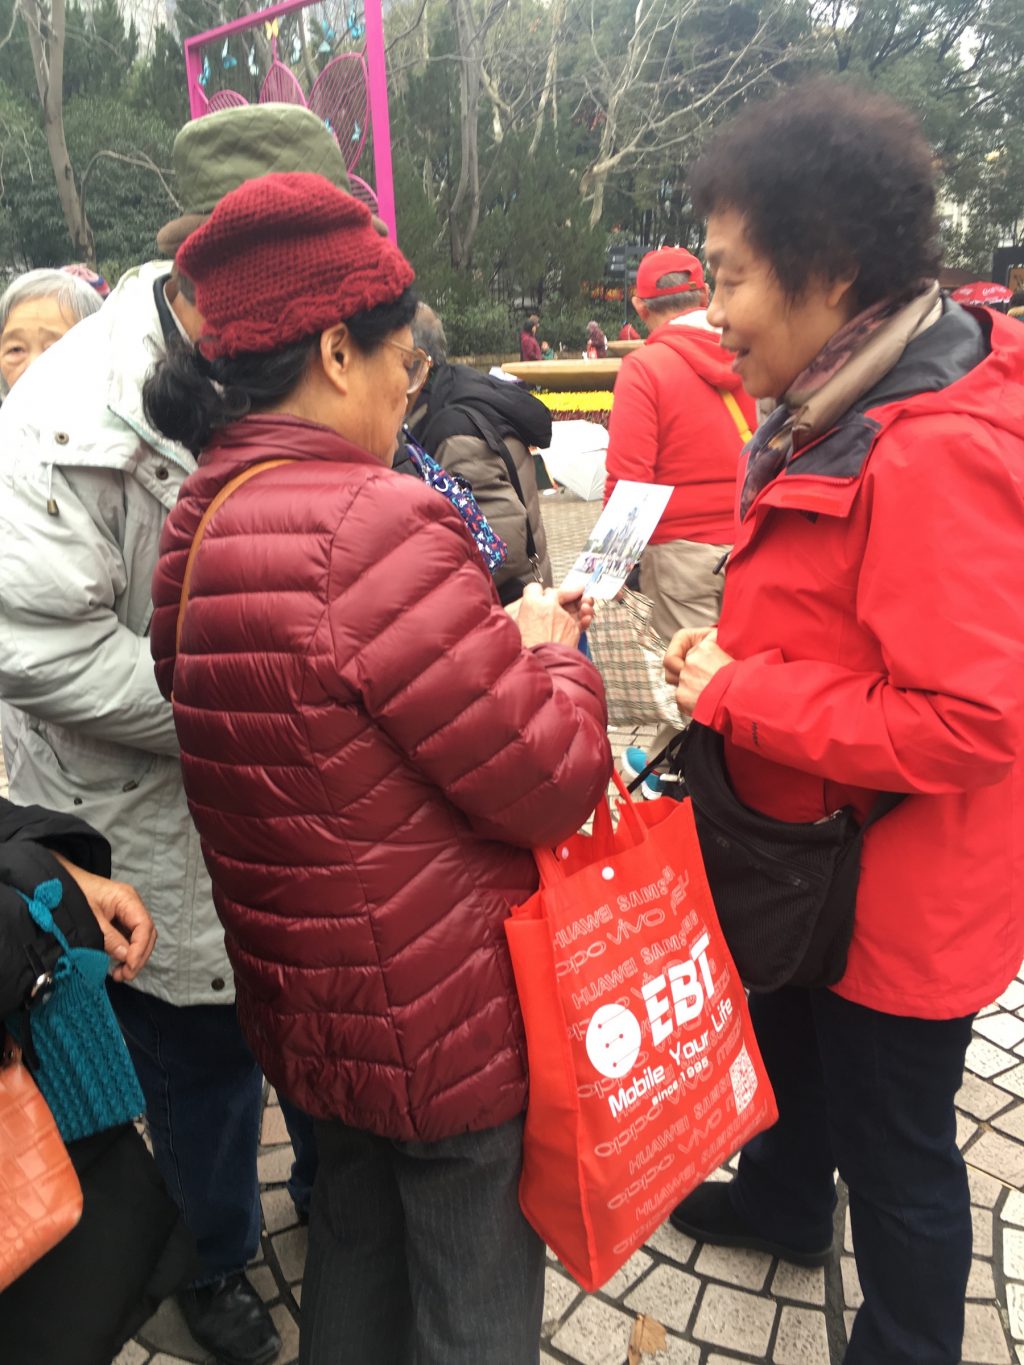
[{"x1": 0, "y1": 103, "x2": 362, "y2": 1365}]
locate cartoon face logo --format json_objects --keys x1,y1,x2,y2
[{"x1": 585, "y1": 1002, "x2": 642, "y2": 1079}]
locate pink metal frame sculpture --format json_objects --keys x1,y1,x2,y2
[{"x1": 183, "y1": 0, "x2": 397, "y2": 239}]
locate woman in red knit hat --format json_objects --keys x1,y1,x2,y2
[{"x1": 143, "y1": 172, "x2": 612, "y2": 1365}]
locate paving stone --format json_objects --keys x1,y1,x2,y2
[
  {"x1": 623, "y1": 1263, "x2": 701, "y2": 1334},
  {"x1": 840, "y1": 1255, "x2": 863, "y2": 1309},
  {"x1": 543, "y1": 1267, "x2": 581, "y2": 1332},
  {"x1": 974, "y1": 1206, "x2": 995, "y2": 1257},
  {"x1": 599, "y1": 1249, "x2": 652, "y2": 1297},
  {"x1": 646, "y1": 1339, "x2": 700, "y2": 1364},
  {"x1": 843, "y1": 1209, "x2": 853, "y2": 1252},
  {"x1": 772, "y1": 1304, "x2": 830, "y2": 1364},
  {"x1": 967, "y1": 1259, "x2": 997, "y2": 1299},
  {"x1": 271, "y1": 1225, "x2": 308, "y2": 1283},
  {"x1": 550, "y1": 1296, "x2": 635, "y2": 1365},
  {"x1": 691, "y1": 1283, "x2": 777, "y2": 1356},
  {"x1": 995, "y1": 1065, "x2": 1024, "y2": 1099},
  {"x1": 962, "y1": 1304, "x2": 1012, "y2": 1364},
  {"x1": 968, "y1": 1132, "x2": 1024, "y2": 1188},
  {"x1": 959, "y1": 1112, "x2": 980, "y2": 1149},
  {"x1": 1004, "y1": 1191, "x2": 1024, "y2": 1226},
  {"x1": 770, "y1": 1260, "x2": 826, "y2": 1306},
  {"x1": 642, "y1": 1220, "x2": 697, "y2": 1266},
  {"x1": 261, "y1": 1187, "x2": 302, "y2": 1235},
  {"x1": 113, "y1": 1345, "x2": 151, "y2": 1365},
  {"x1": 257, "y1": 1144, "x2": 295, "y2": 1183},
  {"x1": 270, "y1": 1303, "x2": 300, "y2": 1365},
  {"x1": 967, "y1": 1039, "x2": 1019, "y2": 1078},
  {"x1": 261, "y1": 1104, "x2": 290, "y2": 1146},
  {"x1": 975, "y1": 1014, "x2": 1024, "y2": 1051},
  {"x1": 1001, "y1": 983, "x2": 1024, "y2": 1012},
  {"x1": 148, "y1": 1357, "x2": 195, "y2": 1365},
  {"x1": 706, "y1": 1357, "x2": 752, "y2": 1364},
  {"x1": 249, "y1": 1264, "x2": 279, "y2": 1303},
  {"x1": 994, "y1": 1106, "x2": 1024, "y2": 1142},
  {"x1": 694, "y1": 1242, "x2": 772, "y2": 1290},
  {"x1": 1008, "y1": 1283, "x2": 1024, "y2": 1342},
  {"x1": 1005, "y1": 1227, "x2": 1024, "y2": 1280},
  {"x1": 970, "y1": 1166, "x2": 1007, "y2": 1208},
  {"x1": 844, "y1": 1310, "x2": 857, "y2": 1340},
  {"x1": 959, "y1": 1074, "x2": 1017, "y2": 1121}
]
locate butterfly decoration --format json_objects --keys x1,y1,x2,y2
[
  {"x1": 264, "y1": 18, "x2": 280, "y2": 40},
  {"x1": 221, "y1": 39, "x2": 238, "y2": 70},
  {"x1": 247, "y1": 44, "x2": 259, "y2": 76},
  {"x1": 290, "y1": 30, "x2": 302, "y2": 62},
  {"x1": 346, "y1": 9, "x2": 365, "y2": 41},
  {"x1": 198, "y1": 53, "x2": 211, "y2": 88}
]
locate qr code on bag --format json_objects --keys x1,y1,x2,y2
[{"x1": 729, "y1": 1044, "x2": 758, "y2": 1114}]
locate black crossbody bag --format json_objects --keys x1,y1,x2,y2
[{"x1": 630, "y1": 722, "x2": 903, "y2": 992}]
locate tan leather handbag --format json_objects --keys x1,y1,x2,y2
[{"x1": 0, "y1": 1041, "x2": 83, "y2": 1292}]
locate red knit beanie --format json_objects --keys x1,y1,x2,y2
[{"x1": 177, "y1": 172, "x2": 415, "y2": 359}]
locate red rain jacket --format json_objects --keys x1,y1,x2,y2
[
  {"x1": 151, "y1": 414, "x2": 611, "y2": 1140},
  {"x1": 694, "y1": 305, "x2": 1024, "y2": 1018},
  {"x1": 605, "y1": 312, "x2": 756, "y2": 544}
]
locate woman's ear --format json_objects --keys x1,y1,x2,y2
[
  {"x1": 320, "y1": 323, "x2": 352, "y2": 396},
  {"x1": 826, "y1": 269, "x2": 859, "y2": 313}
]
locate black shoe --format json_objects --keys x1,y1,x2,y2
[
  {"x1": 669, "y1": 1181, "x2": 833, "y2": 1268},
  {"x1": 179, "y1": 1272, "x2": 281, "y2": 1365}
]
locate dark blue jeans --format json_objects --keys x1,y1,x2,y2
[
  {"x1": 109, "y1": 982, "x2": 264, "y2": 1286},
  {"x1": 300, "y1": 1115, "x2": 544, "y2": 1364},
  {"x1": 731, "y1": 986, "x2": 974, "y2": 1365}
]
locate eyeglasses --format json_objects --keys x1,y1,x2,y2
[{"x1": 386, "y1": 339, "x2": 432, "y2": 395}]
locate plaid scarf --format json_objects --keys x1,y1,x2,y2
[{"x1": 739, "y1": 283, "x2": 941, "y2": 519}]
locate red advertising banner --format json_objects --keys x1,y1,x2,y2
[{"x1": 506, "y1": 781, "x2": 777, "y2": 1291}]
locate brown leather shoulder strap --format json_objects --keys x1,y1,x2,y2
[{"x1": 175, "y1": 458, "x2": 295, "y2": 656}]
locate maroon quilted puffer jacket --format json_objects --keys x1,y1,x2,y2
[{"x1": 151, "y1": 414, "x2": 611, "y2": 1141}]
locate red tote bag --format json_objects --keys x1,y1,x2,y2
[{"x1": 505, "y1": 776, "x2": 777, "y2": 1291}]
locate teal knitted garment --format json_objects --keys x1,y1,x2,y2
[{"x1": 6, "y1": 878, "x2": 146, "y2": 1142}]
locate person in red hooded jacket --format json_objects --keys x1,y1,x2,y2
[
  {"x1": 604, "y1": 245, "x2": 756, "y2": 777},
  {"x1": 664, "y1": 81, "x2": 1024, "y2": 1365},
  {"x1": 144, "y1": 173, "x2": 612, "y2": 1365}
]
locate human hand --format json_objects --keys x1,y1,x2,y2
[
  {"x1": 663, "y1": 627, "x2": 717, "y2": 686},
  {"x1": 517, "y1": 583, "x2": 581, "y2": 647},
  {"x1": 53, "y1": 854, "x2": 158, "y2": 983},
  {"x1": 556, "y1": 587, "x2": 595, "y2": 633},
  {"x1": 667, "y1": 629, "x2": 735, "y2": 719}
]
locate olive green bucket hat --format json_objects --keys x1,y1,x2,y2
[{"x1": 157, "y1": 104, "x2": 358, "y2": 257}]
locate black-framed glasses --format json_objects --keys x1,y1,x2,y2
[{"x1": 386, "y1": 339, "x2": 432, "y2": 395}]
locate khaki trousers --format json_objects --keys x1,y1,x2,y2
[{"x1": 639, "y1": 537, "x2": 731, "y2": 755}]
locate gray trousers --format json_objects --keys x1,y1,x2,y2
[
  {"x1": 641, "y1": 537, "x2": 731, "y2": 755},
  {"x1": 299, "y1": 1114, "x2": 544, "y2": 1365}
]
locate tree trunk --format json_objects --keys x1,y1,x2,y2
[
  {"x1": 448, "y1": 0, "x2": 487, "y2": 270},
  {"x1": 19, "y1": 0, "x2": 95, "y2": 264}
]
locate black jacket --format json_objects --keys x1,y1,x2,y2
[{"x1": 0, "y1": 798, "x2": 108, "y2": 1018}]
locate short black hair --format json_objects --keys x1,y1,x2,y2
[{"x1": 690, "y1": 80, "x2": 941, "y2": 309}]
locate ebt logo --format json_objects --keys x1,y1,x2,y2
[{"x1": 583, "y1": 932, "x2": 718, "y2": 1119}]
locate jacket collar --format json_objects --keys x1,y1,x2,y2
[
  {"x1": 103, "y1": 262, "x2": 196, "y2": 471},
  {"x1": 203, "y1": 413, "x2": 384, "y2": 480}
]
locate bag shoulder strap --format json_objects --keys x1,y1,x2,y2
[
  {"x1": 175, "y1": 458, "x2": 295, "y2": 654},
  {"x1": 717, "y1": 389, "x2": 753, "y2": 444}
]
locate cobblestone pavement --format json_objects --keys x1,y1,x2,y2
[{"x1": 93, "y1": 489, "x2": 1022, "y2": 1363}]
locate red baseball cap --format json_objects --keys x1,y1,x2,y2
[{"x1": 635, "y1": 246, "x2": 705, "y2": 298}]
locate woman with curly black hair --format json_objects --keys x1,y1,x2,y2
[{"x1": 663, "y1": 80, "x2": 1024, "y2": 1363}]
